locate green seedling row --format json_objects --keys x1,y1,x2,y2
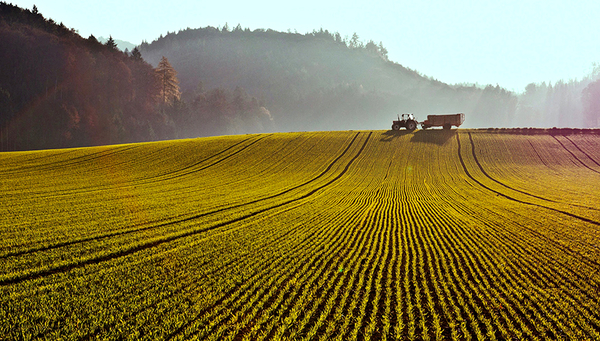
[{"x1": 1, "y1": 130, "x2": 600, "y2": 340}]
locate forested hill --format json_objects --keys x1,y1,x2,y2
[
  {"x1": 0, "y1": 3, "x2": 174, "y2": 151},
  {"x1": 2, "y1": 3, "x2": 598, "y2": 151},
  {"x1": 139, "y1": 27, "x2": 518, "y2": 132}
]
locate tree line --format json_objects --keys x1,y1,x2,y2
[
  {"x1": 0, "y1": 3, "x2": 171, "y2": 150},
  {"x1": 0, "y1": 3, "x2": 270, "y2": 150},
  {"x1": 2, "y1": 2, "x2": 599, "y2": 150},
  {"x1": 515, "y1": 69, "x2": 600, "y2": 128},
  {"x1": 139, "y1": 25, "x2": 528, "y2": 132},
  {"x1": 157, "y1": 56, "x2": 273, "y2": 138}
]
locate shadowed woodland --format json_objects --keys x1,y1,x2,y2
[{"x1": 1, "y1": 2, "x2": 600, "y2": 151}]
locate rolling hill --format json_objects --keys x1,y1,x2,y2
[
  {"x1": 1, "y1": 129, "x2": 600, "y2": 339},
  {"x1": 139, "y1": 28, "x2": 519, "y2": 132},
  {"x1": 3, "y1": 2, "x2": 599, "y2": 152}
]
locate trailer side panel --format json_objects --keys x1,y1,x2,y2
[{"x1": 426, "y1": 113, "x2": 464, "y2": 127}]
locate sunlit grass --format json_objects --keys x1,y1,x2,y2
[{"x1": 1, "y1": 130, "x2": 600, "y2": 339}]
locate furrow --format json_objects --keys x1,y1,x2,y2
[
  {"x1": 182, "y1": 185, "x2": 375, "y2": 339},
  {"x1": 1, "y1": 133, "x2": 363, "y2": 262},
  {"x1": 87, "y1": 189, "x2": 363, "y2": 340},
  {"x1": 301, "y1": 199, "x2": 384, "y2": 340},
  {"x1": 426, "y1": 204, "x2": 545, "y2": 338},
  {"x1": 467, "y1": 132, "x2": 557, "y2": 203},
  {"x1": 0, "y1": 144, "x2": 140, "y2": 175},
  {"x1": 259, "y1": 192, "x2": 379, "y2": 339},
  {"x1": 197, "y1": 192, "x2": 370, "y2": 340},
  {"x1": 527, "y1": 140, "x2": 555, "y2": 170},
  {"x1": 329, "y1": 200, "x2": 386, "y2": 340},
  {"x1": 457, "y1": 133, "x2": 600, "y2": 236},
  {"x1": 156, "y1": 133, "x2": 372, "y2": 339},
  {"x1": 552, "y1": 135, "x2": 600, "y2": 175},
  {"x1": 2, "y1": 137, "x2": 252, "y2": 199},
  {"x1": 139, "y1": 135, "x2": 270, "y2": 184},
  {"x1": 322, "y1": 193, "x2": 388, "y2": 340},
  {"x1": 563, "y1": 135, "x2": 600, "y2": 167},
  {"x1": 442, "y1": 190, "x2": 600, "y2": 327}
]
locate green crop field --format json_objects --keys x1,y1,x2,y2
[{"x1": 2, "y1": 130, "x2": 600, "y2": 340}]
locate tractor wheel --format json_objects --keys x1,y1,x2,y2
[
  {"x1": 392, "y1": 124, "x2": 400, "y2": 131},
  {"x1": 443, "y1": 123, "x2": 451, "y2": 130},
  {"x1": 406, "y1": 120, "x2": 417, "y2": 131}
]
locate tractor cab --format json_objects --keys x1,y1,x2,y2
[{"x1": 392, "y1": 113, "x2": 418, "y2": 131}]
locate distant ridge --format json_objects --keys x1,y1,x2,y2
[
  {"x1": 98, "y1": 36, "x2": 136, "y2": 52},
  {"x1": 139, "y1": 27, "x2": 521, "y2": 131},
  {"x1": 140, "y1": 27, "x2": 600, "y2": 131}
]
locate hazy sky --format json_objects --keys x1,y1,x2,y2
[{"x1": 10, "y1": 0, "x2": 600, "y2": 92}]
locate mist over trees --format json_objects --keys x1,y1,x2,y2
[
  {"x1": 516, "y1": 69, "x2": 600, "y2": 128},
  {"x1": 0, "y1": 3, "x2": 274, "y2": 150},
  {"x1": 140, "y1": 25, "x2": 599, "y2": 133},
  {"x1": 2, "y1": 2, "x2": 599, "y2": 151},
  {"x1": 583, "y1": 77, "x2": 600, "y2": 127},
  {"x1": 139, "y1": 26, "x2": 474, "y2": 132}
]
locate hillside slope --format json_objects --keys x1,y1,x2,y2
[
  {"x1": 2, "y1": 130, "x2": 600, "y2": 339},
  {"x1": 0, "y1": 3, "x2": 173, "y2": 151},
  {"x1": 140, "y1": 28, "x2": 518, "y2": 132}
]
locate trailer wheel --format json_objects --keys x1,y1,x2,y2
[
  {"x1": 443, "y1": 124, "x2": 451, "y2": 130},
  {"x1": 392, "y1": 124, "x2": 400, "y2": 131},
  {"x1": 406, "y1": 120, "x2": 417, "y2": 131}
]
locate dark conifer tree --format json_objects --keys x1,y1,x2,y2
[
  {"x1": 105, "y1": 35, "x2": 117, "y2": 50},
  {"x1": 131, "y1": 47, "x2": 142, "y2": 61}
]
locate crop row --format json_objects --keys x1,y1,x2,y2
[
  {"x1": 0, "y1": 133, "x2": 367, "y2": 281},
  {"x1": 1, "y1": 130, "x2": 600, "y2": 339}
]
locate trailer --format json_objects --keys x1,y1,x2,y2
[{"x1": 421, "y1": 113, "x2": 465, "y2": 130}]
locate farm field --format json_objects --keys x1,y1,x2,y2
[{"x1": 1, "y1": 129, "x2": 600, "y2": 340}]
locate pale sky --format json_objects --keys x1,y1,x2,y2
[{"x1": 10, "y1": 0, "x2": 600, "y2": 92}]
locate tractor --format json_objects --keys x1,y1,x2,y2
[{"x1": 391, "y1": 114, "x2": 418, "y2": 131}]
